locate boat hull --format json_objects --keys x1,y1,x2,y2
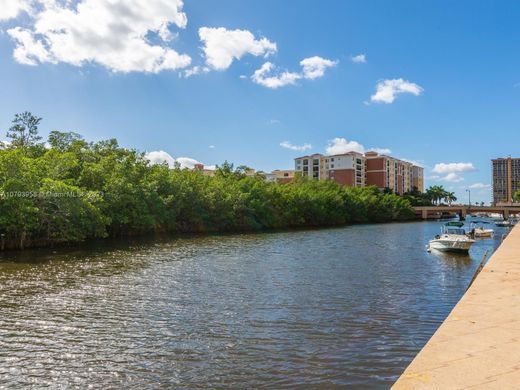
[
  {"x1": 495, "y1": 223, "x2": 511, "y2": 228},
  {"x1": 474, "y1": 230, "x2": 493, "y2": 238},
  {"x1": 428, "y1": 239, "x2": 474, "y2": 252}
]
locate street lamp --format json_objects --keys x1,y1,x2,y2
[{"x1": 466, "y1": 189, "x2": 471, "y2": 207}]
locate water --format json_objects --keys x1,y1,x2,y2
[{"x1": 0, "y1": 220, "x2": 507, "y2": 389}]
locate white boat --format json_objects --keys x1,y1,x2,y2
[
  {"x1": 473, "y1": 227, "x2": 494, "y2": 238},
  {"x1": 495, "y1": 220, "x2": 512, "y2": 228},
  {"x1": 470, "y1": 223, "x2": 494, "y2": 238},
  {"x1": 428, "y1": 226, "x2": 476, "y2": 253}
]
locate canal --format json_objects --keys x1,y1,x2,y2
[{"x1": 0, "y1": 220, "x2": 507, "y2": 388}]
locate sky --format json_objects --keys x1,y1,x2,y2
[{"x1": 1, "y1": 0, "x2": 520, "y2": 204}]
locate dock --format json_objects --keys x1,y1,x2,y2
[{"x1": 393, "y1": 224, "x2": 520, "y2": 389}]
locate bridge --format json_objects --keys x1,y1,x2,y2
[{"x1": 414, "y1": 205, "x2": 520, "y2": 220}]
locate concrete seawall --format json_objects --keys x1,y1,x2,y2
[{"x1": 393, "y1": 224, "x2": 520, "y2": 389}]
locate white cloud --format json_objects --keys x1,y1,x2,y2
[
  {"x1": 6, "y1": 0, "x2": 191, "y2": 73},
  {"x1": 442, "y1": 173, "x2": 464, "y2": 183},
  {"x1": 145, "y1": 150, "x2": 176, "y2": 168},
  {"x1": 182, "y1": 65, "x2": 210, "y2": 78},
  {"x1": 400, "y1": 158, "x2": 424, "y2": 167},
  {"x1": 175, "y1": 156, "x2": 202, "y2": 169},
  {"x1": 158, "y1": 24, "x2": 177, "y2": 42},
  {"x1": 469, "y1": 183, "x2": 491, "y2": 189},
  {"x1": 280, "y1": 141, "x2": 312, "y2": 152},
  {"x1": 325, "y1": 137, "x2": 391, "y2": 156},
  {"x1": 428, "y1": 172, "x2": 465, "y2": 183},
  {"x1": 252, "y1": 56, "x2": 337, "y2": 89},
  {"x1": 370, "y1": 78, "x2": 423, "y2": 104},
  {"x1": 369, "y1": 147, "x2": 392, "y2": 155},
  {"x1": 300, "y1": 56, "x2": 338, "y2": 80},
  {"x1": 432, "y1": 162, "x2": 476, "y2": 174},
  {"x1": 326, "y1": 138, "x2": 365, "y2": 154},
  {"x1": 8, "y1": 26, "x2": 54, "y2": 65},
  {"x1": 429, "y1": 163, "x2": 476, "y2": 183},
  {"x1": 208, "y1": 145, "x2": 215, "y2": 149},
  {"x1": 251, "y1": 62, "x2": 301, "y2": 89},
  {"x1": 351, "y1": 54, "x2": 366, "y2": 63},
  {"x1": 199, "y1": 27, "x2": 276, "y2": 71},
  {"x1": 0, "y1": 0, "x2": 31, "y2": 21},
  {"x1": 145, "y1": 151, "x2": 205, "y2": 169}
]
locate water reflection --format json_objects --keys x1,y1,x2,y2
[{"x1": 0, "y1": 220, "x2": 504, "y2": 389}]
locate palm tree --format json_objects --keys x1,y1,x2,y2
[
  {"x1": 445, "y1": 192, "x2": 457, "y2": 206},
  {"x1": 426, "y1": 185, "x2": 448, "y2": 205}
]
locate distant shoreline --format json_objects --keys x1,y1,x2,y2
[{"x1": 1, "y1": 215, "x2": 422, "y2": 252}]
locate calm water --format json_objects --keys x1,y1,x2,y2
[{"x1": 0, "y1": 220, "x2": 506, "y2": 389}]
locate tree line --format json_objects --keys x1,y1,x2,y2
[
  {"x1": 402, "y1": 185, "x2": 457, "y2": 206},
  {"x1": 0, "y1": 112, "x2": 419, "y2": 249}
]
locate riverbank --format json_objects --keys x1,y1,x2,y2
[
  {"x1": 0, "y1": 214, "x2": 419, "y2": 251},
  {"x1": 393, "y1": 223, "x2": 520, "y2": 389},
  {"x1": 0, "y1": 135, "x2": 414, "y2": 250}
]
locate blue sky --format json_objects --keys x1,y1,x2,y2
[{"x1": 1, "y1": 0, "x2": 520, "y2": 203}]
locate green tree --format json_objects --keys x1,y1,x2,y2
[
  {"x1": 403, "y1": 186, "x2": 433, "y2": 206},
  {"x1": 6, "y1": 112, "x2": 43, "y2": 149},
  {"x1": 37, "y1": 179, "x2": 107, "y2": 242},
  {"x1": 445, "y1": 191, "x2": 457, "y2": 206},
  {"x1": 48, "y1": 131, "x2": 84, "y2": 152},
  {"x1": 426, "y1": 185, "x2": 448, "y2": 205}
]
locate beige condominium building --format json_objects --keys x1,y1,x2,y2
[
  {"x1": 324, "y1": 152, "x2": 366, "y2": 187},
  {"x1": 265, "y1": 169, "x2": 296, "y2": 184},
  {"x1": 295, "y1": 151, "x2": 424, "y2": 193},
  {"x1": 295, "y1": 152, "x2": 365, "y2": 187},
  {"x1": 492, "y1": 157, "x2": 520, "y2": 204},
  {"x1": 294, "y1": 153, "x2": 327, "y2": 180}
]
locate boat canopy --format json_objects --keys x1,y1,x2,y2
[
  {"x1": 445, "y1": 222, "x2": 464, "y2": 227},
  {"x1": 443, "y1": 227, "x2": 467, "y2": 235}
]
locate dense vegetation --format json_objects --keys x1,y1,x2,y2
[{"x1": 0, "y1": 113, "x2": 415, "y2": 249}]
